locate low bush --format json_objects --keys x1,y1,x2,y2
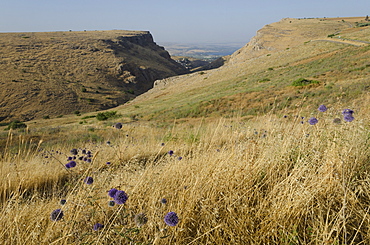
[
  {"x1": 291, "y1": 78, "x2": 320, "y2": 87},
  {"x1": 96, "y1": 111, "x2": 120, "y2": 121},
  {"x1": 6, "y1": 120, "x2": 27, "y2": 130}
]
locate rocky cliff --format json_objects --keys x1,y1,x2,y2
[{"x1": 0, "y1": 30, "x2": 188, "y2": 122}]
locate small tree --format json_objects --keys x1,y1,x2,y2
[{"x1": 366, "y1": 15, "x2": 369, "y2": 21}]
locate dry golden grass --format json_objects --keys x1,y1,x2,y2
[{"x1": 0, "y1": 102, "x2": 369, "y2": 244}]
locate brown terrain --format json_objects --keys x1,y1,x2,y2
[{"x1": 0, "y1": 30, "x2": 188, "y2": 122}]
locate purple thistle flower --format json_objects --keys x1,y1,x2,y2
[
  {"x1": 50, "y1": 209, "x2": 64, "y2": 221},
  {"x1": 65, "y1": 163, "x2": 71, "y2": 169},
  {"x1": 160, "y1": 198, "x2": 167, "y2": 204},
  {"x1": 161, "y1": 143, "x2": 165, "y2": 146},
  {"x1": 164, "y1": 212, "x2": 179, "y2": 226},
  {"x1": 344, "y1": 114, "x2": 355, "y2": 122},
  {"x1": 67, "y1": 156, "x2": 73, "y2": 161},
  {"x1": 178, "y1": 156, "x2": 183, "y2": 160},
  {"x1": 342, "y1": 109, "x2": 354, "y2": 115},
  {"x1": 114, "y1": 190, "x2": 128, "y2": 205},
  {"x1": 84, "y1": 176, "x2": 94, "y2": 185},
  {"x1": 308, "y1": 117, "x2": 318, "y2": 125},
  {"x1": 318, "y1": 105, "x2": 327, "y2": 112},
  {"x1": 86, "y1": 159, "x2": 92, "y2": 163},
  {"x1": 93, "y1": 223, "x2": 104, "y2": 231},
  {"x1": 82, "y1": 149, "x2": 87, "y2": 155},
  {"x1": 114, "y1": 123, "x2": 122, "y2": 129},
  {"x1": 78, "y1": 156, "x2": 83, "y2": 160},
  {"x1": 106, "y1": 161, "x2": 111, "y2": 165},
  {"x1": 108, "y1": 188, "x2": 118, "y2": 198},
  {"x1": 70, "y1": 149, "x2": 78, "y2": 155},
  {"x1": 168, "y1": 150, "x2": 174, "y2": 156},
  {"x1": 68, "y1": 161, "x2": 76, "y2": 168},
  {"x1": 60, "y1": 199, "x2": 67, "y2": 205},
  {"x1": 283, "y1": 115, "x2": 288, "y2": 118}
]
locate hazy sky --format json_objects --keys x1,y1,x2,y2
[{"x1": 1, "y1": 0, "x2": 369, "y2": 45}]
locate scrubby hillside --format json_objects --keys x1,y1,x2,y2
[{"x1": 0, "y1": 30, "x2": 188, "y2": 122}]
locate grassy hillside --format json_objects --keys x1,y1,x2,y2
[
  {"x1": 0, "y1": 17, "x2": 370, "y2": 244},
  {"x1": 120, "y1": 17, "x2": 369, "y2": 121}
]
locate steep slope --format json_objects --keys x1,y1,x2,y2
[{"x1": 0, "y1": 30, "x2": 188, "y2": 122}]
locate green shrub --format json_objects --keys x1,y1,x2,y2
[
  {"x1": 81, "y1": 115, "x2": 96, "y2": 119},
  {"x1": 7, "y1": 120, "x2": 27, "y2": 130},
  {"x1": 96, "y1": 111, "x2": 120, "y2": 121},
  {"x1": 357, "y1": 22, "x2": 370, "y2": 27},
  {"x1": 291, "y1": 78, "x2": 320, "y2": 87},
  {"x1": 259, "y1": 78, "x2": 271, "y2": 83}
]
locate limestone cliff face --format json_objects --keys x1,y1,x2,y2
[
  {"x1": 0, "y1": 30, "x2": 188, "y2": 122},
  {"x1": 103, "y1": 31, "x2": 188, "y2": 93}
]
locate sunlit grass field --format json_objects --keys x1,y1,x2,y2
[{"x1": 1, "y1": 101, "x2": 369, "y2": 244}]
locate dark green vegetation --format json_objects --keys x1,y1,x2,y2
[{"x1": 96, "y1": 111, "x2": 121, "y2": 121}]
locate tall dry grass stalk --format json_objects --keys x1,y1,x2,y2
[{"x1": 0, "y1": 111, "x2": 369, "y2": 244}]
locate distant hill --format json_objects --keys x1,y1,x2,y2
[
  {"x1": 160, "y1": 42, "x2": 244, "y2": 58},
  {"x1": 0, "y1": 30, "x2": 188, "y2": 122}
]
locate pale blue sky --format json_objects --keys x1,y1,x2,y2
[{"x1": 0, "y1": 0, "x2": 369, "y2": 45}]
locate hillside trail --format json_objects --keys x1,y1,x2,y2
[{"x1": 313, "y1": 38, "x2": 370, "y2": 47}]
